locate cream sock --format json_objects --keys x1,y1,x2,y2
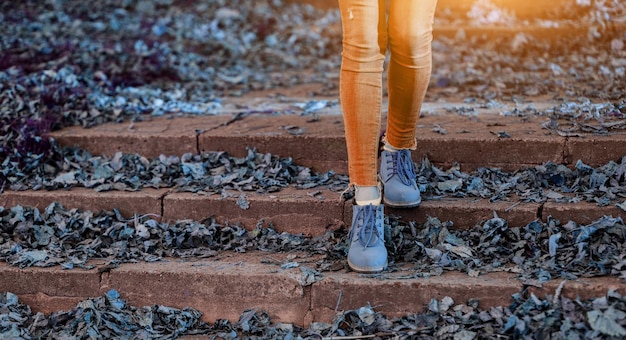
[
  {"x1": 355, "y1": 185, "x2": 381, "y2": 206},
  {"x1": 383, "y1": 142, "x2": 401, "y2": 152}
]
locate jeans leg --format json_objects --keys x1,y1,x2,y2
[
  {"x1": 338, "y1": 0, "x2": 387, "y2": 186},
  {"x1": 385, "y1": 0, "x2": 438, "y2": 150}
]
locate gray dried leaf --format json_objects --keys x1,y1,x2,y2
[
  {"x1": 467, "y1": 268, "x2": 480, "y2": 277},
  {"x1": 9, "y1": 250, "x2": 49, "y2": 268},
  {"x1": 280, "y1": 261, "x2": 299, "y2": 269},
  {"x1": 444, "y1": 244, "x2": 474, "y2": 258},
  {"x1": 432, "y1": 124, "x2": 448, "y2": 135},
  {"x1": 298, "y1": 266, "x2": 323, "y2": 286},
  {"x1": 454, "y1": 330, "x2": 477, "y2": 340},
  {"x1": 616, "y1": 200, "x2": 626, "y2": 211},
  {"x1": 181, "y1": 162, "x2": 206, "y2": 180},
  {"x1": 587, "y1": 306, "x2": 626, "y2": 337},
  {"x1": 281, "y1": 125, "x2": 306, "y2": 136},
  {"x1": 436, "y1": 324, "x2": 460, "y2": 337},
  {"x1": 236, "y1": 194, "x2": 250, "y2": 210},
  {"x1": 52, "y1": 172, "x2": 77, "y2": 186},
  {"x1": 135, "y1": 223, "x2": 151, "y2": 239},
  {"x1": 549, "y1": 233, "x2": 561, "y2": 257},
  {"x1": 440, "y1": 296, "x2": 454, "y2": 312},
  {"x1": 423, "y1": 246, "x2": 443, "y2": 262},
  {"x1": 356, "y1": 306, "x2": 376, "y2": 327},
  {"x1": 295, "y1": 100, "x2": 328, "y2": 114},
  {"x1": 437, "y1": 179, "x2": 463, "y2": 192}
]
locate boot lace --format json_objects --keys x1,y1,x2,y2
[
  {"x1": 384, "y1": 150, "x2": 417, "y2": 186},
  {"x1": 349, "y1": 205, "x2": 383, "y2": 248}
]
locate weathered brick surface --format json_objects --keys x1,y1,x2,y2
[
  {"x1": 432, "y1": 25, "x2": 603, "y2": 40},
  {"x1": 290, "y1": 0, "x2": 573, "y2": 18},
  {"x1": 102, "y1": 253, "x2": 311, "y2": 324},
  {"x1": 346, "y1": 198, "x2": 541, "y2": 230},
  {"x1": 529, "y1": 276, "x2": 626, "y2": 302},
  {"x1": 411, "y1": 113, "x2": 566, "y2": 172},
  {"x1": 16, "y1": 294, "x2": 89, "y2": 317},
  {"x1": 50, "y1": 108, "x2": 560, "y2": 174},
  {"x1": 413, "y1": 137, "x2": 565, "y2": 173},
  {"x1": 3, "y1": 187, "x2": 624, "y2": 238},
  {"x1": 3, "y1": 188, "x2": 624, "y2": 239},
  {"x1": 50, "y1": 109, "x2": 626, "y2": 173},
  {"x1": 51, "y1": 116, "x2": 232, "y2": 158},
  {"x1": 163, "y1": 187, "x2": 346, "y2": 236},
  {"x1": 542, "y1": 201, "x2": 624, "y2": 225},
  {"x1": 566, "y1": 136, "x2": 626, "y2": 168},
  {"x1": 2, "y1": 253, "x2": 626, "y2": 327},
  {"x1": 1, "y1": 188, "x2": 167, "y2": 220},
  {"x1": 200, "y1": 135, "x2": 348, "y2": 174},
  {"x1": 311, "y1": 271, "x2": 522, "y2": 322},
  {"x1": 198, "y1": 114, "x2": 347, "y2": 173},
  {"x1": 0, "y1": 262, "x2": 101, "y2": 297}
]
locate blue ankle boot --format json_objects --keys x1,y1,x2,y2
[
  {"x1": 380, "y1": 149, "x2": 421, "y2": 208},
  {"x1": 347, "y1": 204, "x2": 387, "y2": 273}
]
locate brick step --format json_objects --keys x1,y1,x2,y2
[
  {"x1": 436, "y1": 0, "x2": 582, "y2": 18},
  {"x1": 7, "y1": 100, "x2": 626, "y2": 329},
  {"x1": 433, "y1": 24, "x2": 624, "y2": 41},
  {"x1": 2, "y1": 186, "x2": 624, "y2": 237},
  {"x1": 0, "y1": 98, "x2": 611, "y2": 234},
  {"x1": 289, "y1": 0, "x2": 569, "y2": 12},
  {"x1": 3, "y1": 251, "x2": 624, "y2": 327},
  {"x1": 289, "y1": 0, "x2": 616, "y2": 20},
  {"x1": 38, "y1": 99, "x2": 626, "y2": 234},
  {"x1": 283, "y1": 0, "x2": 626, "y2": 41},
  {"x1": 51, "y1": 102, "x2": 626, "y2": 174}
]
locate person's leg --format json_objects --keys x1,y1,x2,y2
[
  {"x1": 338, "y1": 0, "x2": 388, "y2": 272},
  {"x1": 385, "y1": 0, "x2": 437, "y2": 149},
  {"x1": 338, "y1": 0, "x2": 387, "y2": 193},
  {"x1": 380, "y1": 0, "x2": 437, "y2": 208}
]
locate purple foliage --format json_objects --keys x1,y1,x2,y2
[{"x1": 0, "y1": 114, "x2": 60, "y2": 188}]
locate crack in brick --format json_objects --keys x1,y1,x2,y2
[
  {"x1": 304, "y1": 285, "x2": 314, "y2": 326},
  {"x1": 195, "y1": 129, "x2": 202, "y2": 155},
  {"x1": 99, "y1": 271, "x2": 110, "y2": 291},
  {"x1": 537, "y1": 203, "x2": 545, "y2": 221},
  {"x1": 561, "y1": 136, "x2": 570, "y2": 165},
  {"x1": 158, "y1": 191, "x2": 169, "y2": 222},
  {"x1": 340, "y1": 197, "x2": 348, "y2": 229}
]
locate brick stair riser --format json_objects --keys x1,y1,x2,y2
[
  {"x1": 288, "y1": 0, "x2": 611, "y2": 21},
  {"x1": 51, "y1": 115, "x2": 626, "y2": 174},
  {"x1": 10, "y1": 111, "x2": 626, "y2": 235},
  {"x1": 2, "y1": 256, "x2": 624, "y2": 327},
  {"x1": 3, "y1": 188, "x2": 624, "y2": 238},
  {"x1": 55, "y1": 132, "x2": 626, "y2": 174}
]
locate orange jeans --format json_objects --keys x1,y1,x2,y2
[{"x1": 339, "y1": 0, "x2": 437, "y2": 186}]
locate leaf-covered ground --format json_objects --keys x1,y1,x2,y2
[
  {"x1": 2, "y1": 201, "x2": 626, "y2": 284},
  {"x1": 4, "y1": 288, "x2": 626, "y2": 339},
  {"x1": 2, "y1": 0, "x2": 626, "y2": 338},
  {"x1": 1, "y1": 0, "x2": 625, "y2": 187}
]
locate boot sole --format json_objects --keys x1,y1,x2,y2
[
  {"x1": 383, "y1": 197, "x2": 421, "y2": 209},
  {"x1": 347, "y1": 258, "x2": 388, "y2": 273}
]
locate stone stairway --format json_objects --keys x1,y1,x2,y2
[
  {"x1": 5, "y1": 100, "x2": 626, "y2": 236},
  {"x1": 3, "y1": 92, "x2": 626, "y2": 326},
  {"x1": 2, "y1": 0, "x2": 626, "y2": 330}
]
